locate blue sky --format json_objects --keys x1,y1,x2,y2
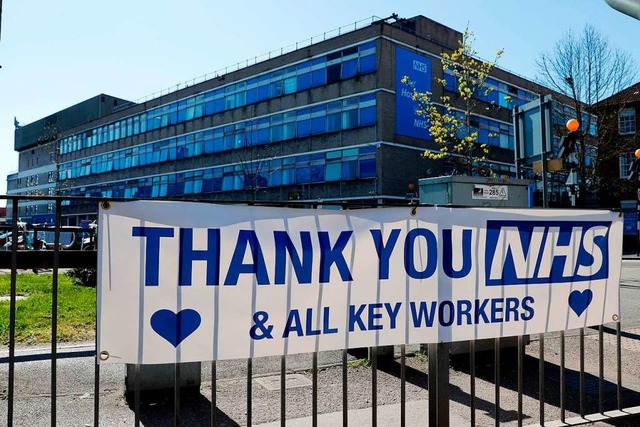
[{"x1": 0, "y1": 0, "x2": 638, "y2": 197}]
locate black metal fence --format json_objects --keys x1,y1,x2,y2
[{"x1": 1, "y1": 195, "x2": 639, "y2": 426}]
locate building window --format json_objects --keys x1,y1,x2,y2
[
  {"x1": 620, "y1": 152, "x2": 635, "y2": 179},
  {"x1": 619, "y1": 109, "x2": 636, "y2": 135},
  {"x1": 48, "y1": 171, "x2": 55, "y2": 183}
]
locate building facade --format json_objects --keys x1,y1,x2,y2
[
  {"x1": 593, "y1": 82, "x2": 640, "y2": 208},
  {"x1": 7, "y1": 15, "x2": 571, "y2": 224}
]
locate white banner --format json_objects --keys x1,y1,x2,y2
[{"x1": 97, "y1": 201, "x2": 622, "y2": 364}]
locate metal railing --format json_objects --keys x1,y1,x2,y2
[{"x1": 2, "y1": 195, "x2": 640, "y2": 426}]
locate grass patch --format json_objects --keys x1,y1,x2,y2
[
  {"x1": 0, "y1": 273, "x2": 96, "y2": 346},
  {"x1": 347, "y1": 358, "x2": 371, "y2": 369}
]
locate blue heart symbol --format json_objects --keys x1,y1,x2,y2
[
  {"x1": 150, "y1": 309, "x2": 201, "y2": 347},
  {"x1": 568, "y1": 289, "x2": 593, "y2": 317}
]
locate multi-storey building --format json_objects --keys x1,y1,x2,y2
[
  {"x1": 7, "y1": 15, "x2": 572, "y2": 224},
  {"x1": 593, "y1": 82, "x2": 640, "y2": 207}
]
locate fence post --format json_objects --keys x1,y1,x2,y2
[{"x1": 428, "y1": 343, "x2": 449, "y2": 426}]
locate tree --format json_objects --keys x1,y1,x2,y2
[
  {"x1": 403, "y1": 28, "x2": 504, "y2": 176},
  {"x1": 536, "y1": 24, "x2": 637, "y2": 206},
  {"x1": 234, "y1": 116, "x2": 278, "y2": 201}
]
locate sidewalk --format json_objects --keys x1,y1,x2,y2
[{"x1": 255, "y1": 399, "x2": 467, "y2": 427}]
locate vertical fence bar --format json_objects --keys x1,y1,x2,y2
[
  {"x1": 598, "y1": 325, "x2": 604, "y2": 414},
  {"x1": 211, "y1": 361, "x2": 217, "y2": 427},
  {"x1": 539, "y1": 334, "x2": 545, "y2": 426},
  {"x1": 94, "y1": 356, "x2": 100, "y2": 427},
  {"x1": 95, "y1": 259, "x2": 101, "y2": 427},
  {"x1": 517, "y1": 336, "x2": 523, "y2": 427},
  {"x1": 428, "y1": 343, "x2": 449, "y2": 426},
  {"x1": 7, "y1": 199, "x2": 18, "y2": 427},
  {"x1": 281, "y1": 356, "x2": 286, "y2": 427},
  {"x1": 470, "y1": 339, "x2": 476, "y2": 426},
  {"x1": 617, "y1": 321, "x2": 622, "y2": 410},
  {"x1": 175, "y1": 363, "x2": 181, "y2": 426},
  {"x1": 580, "y1": 329, "x2": 585, "y2": 417},
  {"x1": 342, "y1": 349, "x2": 348, "y2": 427},
  {"x1": 135, "y1": 364, "x2": 141, "y2": 427},
  {"x1": 400, "y1": 345, "x2": 406, "y2": 427},
  {"x1": 247, "y1": 358, "x2": 252, "y2": 426},
  {"x1": 495, "y1": 338, "x2": 500, "y2": 427},
  {"x1": 312, "y1": 352, "x2": 318, "y2": 427},
  {"x1": 371, "y1": 347, "x2": 377, "y2": 427},
  {"x1": 51, "y1": 199, "x2": 62, "y2": 426},
  {"x1": 560, "y1": 331, "x2": 565, "y2": 423}
]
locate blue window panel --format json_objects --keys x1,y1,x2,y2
[
  {"x1": 359, "y1": 41, "x2": 375, "y2": 52},
  {"x1": 311, "y1": 57, "x2": 326, "y2": 67},
  {"x1": 310, "y1": 165, "x2": 324, "y2": 182},
  {"x1": 327, "y1": 113, "x2": 341, "y2": 132},
  {"x1": 283, "y1": 123, "x2": 295, "y2": 140},
  {"x1": 311, "y1": 68, "x2": 326, "y2": 87},
  {"x1": 360, "y1": 106, "x2": 376, "y2": 126},
  {"x1": 443, "y1": 73, "x2": 456, "y2": 91},
  {"x1": 342, "y1": 160, "x2": 358, "y2": 179},
  {"x1": 257, "y1": 128, "x2": 270, "y2": 145},
  {"x1": 205, "y1": 101, "x2": 216, "y2": 115},
  {"x1": 282, "y1": 169, "x2": 295, "y2": 185},
  {"x1": 359, "y1": 146, "x2": 376, "y2": 155},
  {"x1": 297, "y1": 119, "x2": 311, "y2": 137},
  {"x1": 269, "y1": 170, "x2": 282, "y2": 186},
  {"x1": 327, "y1": 64, "x2": 341, "y2": 84},
  {"x1": 342, "y1": 109, "x2": 358, "y2": 129},
  {"x1": 359, "y1": 158, "x2": 376, "y2": 178},
  {"x1": 257, "y1": 81, "x2": 270, "y2": 101},
  {"x1": 284, "y1": 77, "x2": 296, "y2": 94},
  {"x1": 270, "y1": 81, "x2": 284, "y2": 97},
  {"x1": 342, "y1": 46, "x2": 358, "y2": 56},
  {"x1": 297, "y1": 61, "x2": 311, "y2": 73},
  {"x1": 222, "y1": 176, "x2": 234, "y2": 191},
  {"x1": 225, "y1": 95, "x2": 235, "y2": 110},
  {"x1": 223, "y1": 135, "x2": 234, "y2": 151},
  {"x1": 270, "y1": 125, "x2": 283, "y2": 142},
  {"x1": 194, "y1": 104, "x2": 203, "y2": 119},
  {"x1": 297, "y1": 73, "x2": 311, "y2": 91},
  {"x1": 212, "y1": 177, "x2": 223, "y2": 192},
  {"x1": 296, "y1": 167, "x2": 311, "y2": 184},
  {"x1": 246, "y1": 88, "x2": 257, "y2": 104},
  {"x1": 311, "y1": 116, "x2": 326, "y2": 135},
  {"x1": 235, "y1": 92, "x2": 246, "y2": 107},
  {"x1": 478, "y1": 129, "x2": 489, "y2": 142},
  {"x1": 193, "y1": 180, "x2": 203, "y2": 194},
  {"x1": 360, "y1": 93, "x2": 376, "y2": 104},
  {"x1": 341, "y1": 59, "x2": 358, "y2": 79},
  {"x1": 168, "y1": 182, "x2": 184, "y2": 196},
  {"x1": 325, "y1": 163, "x2": 341, "y2": 181},
  {"x1": 214, "y1": 98, "x2": 225, "y2": 113}
]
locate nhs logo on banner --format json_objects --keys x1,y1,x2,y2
[
  {"x1": 396, "y1": 47, "x2": 431, "y2": 139},
  {"x1": 485, "y1": 221, "x2": 611, "y2": 286}
]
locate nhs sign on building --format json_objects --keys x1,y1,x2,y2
[{"x1": 395, "y1": 47, "x2": 432, "y2": 139}]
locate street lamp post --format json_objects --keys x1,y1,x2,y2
[{"x1": 605, "y1": 0, "x2": 640, "y2": 20}]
